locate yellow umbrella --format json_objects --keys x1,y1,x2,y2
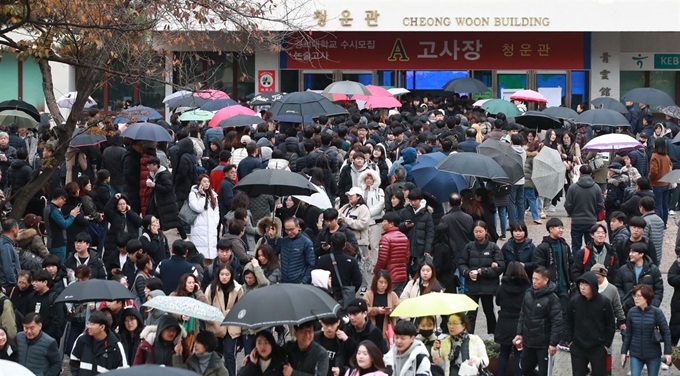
[{"x1": 390, "y1": 293, "x2": 478, "y2": 318}]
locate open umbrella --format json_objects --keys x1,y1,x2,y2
[
  {"x1": 353, "y1": 84, "x2": 392, "y2": 100},
  {"x1": 0, "y1": 99, "x2": 40, "y2": 121},
  {"x1": 223, "y1": 284, "x2": 341, "y2": 329},
  {"x1": 581, "y1": 134, "x2": 643, "y2": 153},
  {"x1": 411, "y1": 152, "x2": 468, "y2": 203},
  {"x1": 293, "y1": 182, "x2": 333, "y2": 210},
  {"x1": 658, "y1": 105, "x2": 680, "y2": 119},
  {"x1": 481, "y1": 99, "x2": 521, "y2": 116},
  {"x1": 269, "y1": 91, "x2": 349, "y2": 124},
  {"x1": 476, "y1": 139, "x2": 524, "y2": 184},
  {"x1": 591, "y1": 97, "x2": 628, "y2": 113},
  {"x1": 390, "y1": 293, "x2": 478, "y2": 317},
  {"x1": 57, "y1": 92, "x2": 97, "y2": 109},
  {"x1": 442, "y1": 77, "x2": 489, "y2": 93},
  {"x1": 114, "y1": 106, "x2": 162, "y2": 124},
  {"x1": 576, "y1": 108, "x2": 630, "y2": 127},
  {"x1": 513, "y1": 111, "x2": 562, "y2": 130},
  {"x1": 55, "y1": 279, "x2": 136, "y2": 303},
  {"x1": 199, "y1": 98, "x2": 241, "y2": 112},
  {"x1": 510, "y1": 89, "x2": 547, "y2": 103},
  {"x1": 143, "y1": 296, "x2": 225, "y2": 322},
  {"x1": 364, "y1": 96, "x2": 401, "y2": 109},
  {"x1": 660, "y1": 170, "x2": 680, "y2": 184},
  {"x1": 472, "y1": 99, "x2": 489, "y2": 107},
  {"x1": 194, "y1": 89, "x2": 229, "y2": 100},
  {"x1": 436, "y1": 152, "x2": 509, "y2": 182},
  {"x1": 387, "y1": 88, "x2": 410, "y2": 96},
  {"x1": 164, "y1": 92, "x2": 211, "y2": 110},
  {"x1": 250, "y1": 92, "x2": 287, "y2": 106},
  {"x1": 208, "y1": 106, "x2": 257, "y2": 128},
  {"x1": 0, "y1": 109, "x2": 39, "y2": 128},
  {"x1": 163, "y1": 90, "x2": 192, "y2": 103},
  {"x1": 542, "y1": 106, "x2": 579, "y2": 119},
  {"x1": 217, "y1": 114, "x2": 263, "y2": 128},
  {"x1": 121, "y1": 122, "x2": 173, "y2": 142},
  {"x1": 105, "y1": 365, "x2": 200, "y2": 376},
  {"x1": 235, "y1": 169, "x2": 318, "y2": 197},
  {"x1": 322, "y1": 80, "x2": 371, "y2": 96},
  {"x1": 69, "y1": 127, "x2": 107, "y2": 148},
  {"x1": 0, "y1": 360, "x2": 36, "y2": 376},
  {"x1": 178, "y1": 109, "x2": 215, "y2": 122},
  {"x1": 621, "y1": 87, "x2": 675, "y2": 106},
  {"x1": 532, "y1": 147, "x2": 566, "y2": 199}
]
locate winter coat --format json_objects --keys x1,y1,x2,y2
[
  {"x1": 398, "y1": 205, "x2": 434, "y2": 258},
  {"x1": 188, "y1": 186, "x2": 220, "y2": 258},
  {"x1": 225, "y1": 209, "x2": 258, "y2": 252},
  {"x1": 620, "y1": 190, "x2": 655, "y2": 221},
  {"x1": 564, "y1": 175, "x2": 604, "y2": 225},
  {"x1": 533, "y1": 236, "x2": 575, "y2": 293},
  {"x1": 0, "y1": 234, "x2": 20, "y2": 291},
  {"x1": 314, "y1": 223, "x2": 359, "y2": 258},
  {"x1": 101, "y1": 141, "x2": 126, "y2": 187},
  {"x1": 64, "y1": 249, "x2": 107, "y2": 280},
  {"x1": 383, "y1": 340, "x2": 430, "y2": 376},
  {"x1": 70, "y1": 329, "x2": 128, "y2": 376},
  {"x1": 281, "y1": 340, "x2": 329, "y2": 376},
  {"x1": 614, "y1": 257, "x2": 663, "y2": 313},
  {"x1": 565, "y1": 273, "x2": 616, "y2": 351},
  {"x1": 374, "y1": 227, "x2": 410, "y2": 284},
  {"x1": 667, "y1": 260, "x2": 680, "y2": 342},
  {"x1": 432, "y1": 240, "x2": 457, "y2": 293},
  {"x1": 611, "y1": 226, "x2": 631, "y2": 257},
  {"x1": 119, "y1": 308, "x2": 144, "y2": 362},
  {"x1": 338, "y1": 203, "x2": 370, "y2": 247},
  {"x1": 7, "y1": 159, "x2": 32, "y2": 194},
  {"x1": 218, "y1": 178, "x2": 236, "y2": 219},
  {"x1": 16, "y1": 331, "x2": 61, "y2": 376},
  {"x1": 495, "y1": 276, "x2": 530, "y2": 345},
  {"x1": 500, "y1": 238, "x2": 536, "y2": 277},
  {"x1": 156, "y1": 255, "x2": 198, "y2": 295},
  {"x1": 517, "y1": 282, "x2": 564, "y2": 348},
  {"x1": 173, "y1": 138, "x2": 197, "y2": 205},
  {"x1": 236, "y1": 156, "x2": 263, "y2": 180},
  {"x1": 122, "y1": 148, "x2": 142, "y2": 213},
  {"x1": 16, "y1": 228, "x2": 49, "y2": 258},
  {"x1": 614, "y1": 236, "x2": 657, "y2": 268},
  {"x1": 439, "y1": 207, "x2": 474, "y2": 261},
  {"x1": 140, "y1": 231, "x2": 169, "y2": 267},
  {"x1": 571, "y1": 242, "x2": 619, "y2": 281},
  {"x1": 649, "y1": 152, "x2": 671, "y2": 187},
  {"x1": 459, "y1": 240, "x2": 505, "y2": 295},
  {"x1": 622, "y1": 305, "x2": 672, "y2": 360},
  {"x1": 642, "y1": 212, "x2": 665, "y2": 264},
  {"x1": 364, "y1": 289, "x2": 399, "y2": 338},
  {"x1": 238, "y1": 353, "x2": 286, "y2": 376},
  {"x1": 249, "y1": 195, "x2": 275, "y2": 226},
  {"x1": 399, "y1": 278, "x2": 442, "y2": 302},
  {"x1": 315, "y1": 249, "x2": 362, "y2": 300},
  {"x1": 173, "y1": 352, "x2": 229, "y2": 376},
  {"x1": 133, "y1": 316, "x2": 190, "y2": 366},
  {"x1": 359, "y1": 170, "x2": 385, "y2": 223},
  {"x1": 61, "y1": 195, "x2": 90, "y2": 253},
  {"x1": 205, "y1": 282, "x2": 243, "y2": 339},
  {"x1": 148, "y1": 167, "x2": 182, "y2": 231},
  {"x1": 138, "y1": 154, "x2": 154, "y2": 216},
  {"x1": 103, "y1": 195, "x2": 142, "y2": 267},
  {"x1": 437, "y1": 333, "x2": 488, "y2": 374},
  {"x1": 241, "y1": 262, "x2": 269, "y2": 295},
  {"x1": 275, "y1": 232, "x2": 315, "y2": 284}
]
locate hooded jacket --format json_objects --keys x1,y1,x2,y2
[
  {"x1": 565, "y1": 272, "x2": 615, "y2": 352},
  {"x1": 564, "y1": 175, "x2": 604, "y2": 224},
  {"x1": 359, "y1": 169, "x2": 385, "y2": 223},
  {"x1": 383, "y1": 339, "x2": 431, "y2": 376},
  {"x1": 173, "y1": 351, "x2": 229, "y2": 376},
  {"x1": 7, "y1": 159, "x2": 32, "y2": 194},
  {"x1": 133, "y1": 314, "x2": 190, "y2": 366},
  {"x1": 119, "y1": 307, "x2": 144, "y2": 362},
  {"x1": 517, "y1": 282, "x2": 563, "y2": 348},
  {"x1": 70, "y1": 327, "x2": 128, "y2": 376},
  {"x1": 620, "y1": 189, "x2": 654, "y2": 221}
]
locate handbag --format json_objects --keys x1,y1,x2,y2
[
  {"x1": 179, "y1": 200, "x2": 199, "y2": 225},
  {"x1": 329, "y1": 252, "x2": 356, "y2": 308},
  {"x1": 653, "y1": 327, "x2": 664, "y2": 344},
  {"x1": 588, "y1": 154, "x2": 605, "y2": 171}
]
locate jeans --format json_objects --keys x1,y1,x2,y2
[
  {"x1": 223, "y1": 336, "x2": 238, "y2": 376},
  {"x1": 508, "y1": 185, "x2": 525, "y2": 226},
  {"x1": 653, "y1": 186, "x2": 670, "y2": 225},
  {"x1": 525, "y1": 188, "x2": 540, "y2": 221},
  {"x1": 465, "y1": 294, "x2": 496, "y2": 334},
  {"x1": 241, "y1": 334, "x2": 256, "y2": 356},
  {"x1": 496, "y1": 206, "x2": 508, "y2": 237},
  {"x1": 630, "y1": 356, "x2": 662, "y2": 376},
  {"x1": 521, "y1": 347, "x2": 549, "y2": 376},
  {"x1": 497, "y1": 344, "x2": 522, "y2": 376},
  {"x1": 570, "y1": 223, "x2": 593, "y2": 255},
  {"x1": 570, "y1": 343, "x2": 607, "y2": 376}
]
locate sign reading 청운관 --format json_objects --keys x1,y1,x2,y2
[
  {"x1": 282, "y1": 32, "x2": 588, "y2": 70},
  {"x1": 257, "y1": 70, "x2": 276, "y2": 93}
]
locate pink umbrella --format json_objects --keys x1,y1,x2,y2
[
  {"x1": 510, "y1": 90, "x2": 547, "y2": 103},
  {"x1": 365, "y1": 96, "x2": 401, "y2": 109},
  {"x1": 194, "y1": 90, "x2": 230, "y2": 100},
  {"x1": 472, "y1": 99, "x2": 489, "y2": 107},
  {"x1": 354, "y1": 85, "x2": 393, "y2": 101},
  {"x1": 209, "y1": 105, "x2": 256, "y2": 128}
]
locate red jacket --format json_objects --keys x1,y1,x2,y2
[
  {"x1": 374, "y1": 227, "x2": 410, "y2": 283},
  {"x1": 139, "y1": 153, "x2": 153, "y2": 216}
]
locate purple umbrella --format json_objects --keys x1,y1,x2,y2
[{"x1": 581, "y1": 134, "x2": 643, "y2": 153}]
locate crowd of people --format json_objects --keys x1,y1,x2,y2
[{"x1": 0, "y1": 94, "x2": 677, "y2": 376}]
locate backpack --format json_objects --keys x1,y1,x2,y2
[
  {"x1": 18, "y1": 249, "x2": 43, "y2": 272},
  {"x1": 0, "y1": 295, "x2": 22, "y2": 334},
  {"x1": 488, "y1": 181, "x2": 511, "y2": 197},
  {"x1": 184, "y1": 153, "x2": 206, "y2": 182},
  {"x1": 582, "y1": 247, "x2": 616, "y2": 268}
]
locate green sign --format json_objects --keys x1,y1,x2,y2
[
  {"x1": 474, "y1": 91, "x2": 493, "y2": 100},
  {"x1": 654, "y1": 54, "x2": 680, "y2": 69}
]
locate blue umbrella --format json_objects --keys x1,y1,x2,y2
[
  {"x1": 114, "y1": 106, "x2": 163, "y2": 124},
  {"x1": 411, "y1": 152, "x2": 468, "y2": 203},
  {"x1": 69, "y1": 127, "x2": 106, "y2": 148},
  {"x1": 200, "y1": 98, "x2": 240, "y2": 111},
  {"x1": 122, "y1": 122, "x2": 173, "y2": 142}
]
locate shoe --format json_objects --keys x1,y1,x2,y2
[
  {"x1": 547, "y1": 205, "x2": 556, "y2": 213},
  {"x1": 671, "y1": 210, "x2": 676, "y2": 217},
  {"x1": 557, "y1": 341, "x2": 570, "y2": 352},
  {"x1": 533, "y1": 219, "x2": 542, "y2": 224},
  {"x1": 540, "y1": 211, "x2": 547, "y2": 219},
  {"x1": 661, "y1": 363, "x2": 669, "y2": 370},
  {"x1": 499, "y1": 235, "x2": 506, "y2": 240}
]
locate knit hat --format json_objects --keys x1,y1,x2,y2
[{"x1": 590, "y1": 263, "x2": 608, "y2": 277}]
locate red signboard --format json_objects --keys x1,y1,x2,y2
[
  {"x1": 283, "y1": 32, "x2": 587, "y2": 70},
  {"x1": 257, "y1": 70, "x2": 276, "y2": 93}
]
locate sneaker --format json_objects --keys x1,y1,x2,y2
[
  {"x1": 557, "y1": 341, "x2": 570, "y2": 352},
  {"x1": 661, "y1": 363, "x2": 669, "y2": 370},
  {"x1": 671, "y1": 210, "x2": 676, "y2": 217},
  {"x1": 540, "y1": 211, "x2": 547, "y2": 219},
  {"x1": 499, "y1": 235, "x2": 506, "y2": 240},
  {"x1": 547, "y1": 205, "x2": 556, "y2": 213},
  {"x1": 533, "y1": 219, "x2": 542, "y2": 225}
]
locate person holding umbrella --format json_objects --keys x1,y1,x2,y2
[{"x1": 205, "y1": 264, "x2": 243, "y2": 376}]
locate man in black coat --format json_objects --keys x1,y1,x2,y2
[
  {"x1": 146, "y1": 156, "x2": 183, "y2": 236},
  {"x1": 565, "y1": 272, "x2": 615, "y2": 376},
  {"x1": 336, "y1": 298, "x2": 387, "y2": 358},
  {"x1": 172, "y1": 138, "x2": 196, "y2": 208},
  {"x1": 101, "y1": 135, "x2": 126, "y2": 195},
  {"x1": 70, "y1": 311, "x2": 128, "y2": 375},
  {"x1": 121, "y1": 140, "x2": 142, "y2": 213},
  {"x1": 7, "y1": 147, "x2": 33, "y2": 195},
  {"x1": 315, "y1": 232, "x2": 362, "y2": 304},
  {"x1": 440, "y1": 193, "x2": 474, "y2": 260},
  {"x1": 314, "y1": 209, "x2": 360, "y2": 258},
  {"x1": 236, "y1": 142, "x2": 263, "y2": 181}
]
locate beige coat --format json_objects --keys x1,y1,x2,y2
[
  {"x1": 169, "y1": 289, "x2": 210, "y2": 337},
  {"x1": 364, "y1": 290, "x2": 399, "y2": 338},
  {"x1": 338, "y1": 203, "x2": 370, "y2": 246},
  {"x1": 205, "y1": 282, "x2": 244, "y2": 339}
]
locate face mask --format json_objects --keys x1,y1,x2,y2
[{"x1": 419, "y1": 330, "x2": 433, "y2": 338}]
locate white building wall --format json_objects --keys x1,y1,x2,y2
[{"x1": 590, "y1": 33, "x2": 621, "y2": 104}]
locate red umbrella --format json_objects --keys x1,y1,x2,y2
[
  {"x1": 354, "y1": 85, "x2": 392, "y2": 101},
  {"x1": 510, "y1": 89, "x2": 547, "y2": 103},
  {"x1": 194, "y1": 89, "x2": 230, "y2": 100},
  {"x1": 364, "y1": 96, "x2": 401, "y2": 109},
  {"x1": 209, "y1": 105, "x2": 256, "y2": 128}
]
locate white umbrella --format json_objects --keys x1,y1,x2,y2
[
  {"x1": 294, "y1": 182, "x2": 333, "y2": 210},
  {"x1": 57, "y1": 92, "x2": 97, "y2": 109},
  {"x1": 532, "y1": 147, "x2": 566, "y2": 199},
  {"x1": 472, "y1": 99, "x2": 489, "y2": 107},
  {"x1": 0, "y1": 359, "x2": 38, "y2": 376},
  {"x1": 388, "y1": 88, "x2": 410, "y2": 96},
  {"x1": 143, "y1": 296, "x2": 225, "y2": 322},
  {"x1": 163, "y1": 90, "x2": 192, "y2": 104}
]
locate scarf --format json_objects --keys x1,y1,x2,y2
[
  {"x1": 598, "y1": 278, "x2": 609, "y2": 293},
  {"x1": 448, "y1": 330, "x2": 469, "y2": 366},
  {"x1": 182, "y1": 293, "x2": 197, "y2": 333},
  {"x1": 196, "y1": 352, "x2": 212, "y2": 374}
]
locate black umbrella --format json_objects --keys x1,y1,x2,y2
[
  {"x1": 576, "y1": 108, "x2": 630, "y2": 127},
  {"x1": 269, "y1": 91, "x2": 349, "y2": 124},
  {"x1": 621, "y1": 88, "x2": 675, "y2": 106},
  {"x1": 435, "y1": 152, "x2": 510, "y2": 182},
  {"x1": 69, "y1": 127, "x2": 107, "y2": 148},
  {"x1": 223, "y1": 284, "x2": 341, "y2": 329},
  {"x1": 0, "y1": 99, "x2": 40, "y2": 121},
  {"x1": 235, "y1": 169, "x2": 318, "y2": 197},
  {"x1": 165, "y1": 93, "x2": 211, "y2": 110},
  {"x1": 442, "y1": 77, "x2": 490, "y2": 93},
  {"x1": 250, "y1": 92, "x2": 287, "y2": 106},
  {"x1": 55, "y1": 279, "x2": 136, "y2": 303},
  {"x1": 217, "y1": 114, "x2": 264, "y2": 128},
  {"x1": 199, "y1": 98, "x2": 241, "y2": 112},
  {"x1": 591, "y1": 97, "x2": 627, "y2": 113},
  {"x1": 105, "y1": 365, "x2": 200, "y2": 376},
  {"x1": 476, "y1": 139, "x2": 525, "y2": 184},
  {"x1": 513, "y1": 111, "x2": 562, "y2": 130},
  {"x1": 542, "y1": 106, "x2": 579, "y2": 119}
]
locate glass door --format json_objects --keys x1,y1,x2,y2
[
  {"x1": 536, "y1": 71, "x2": 567, "y2": 108},
  {"x1": 497, "y1": 71, "x2": 527, "y2": 100},
  {"x1": 303, "y1": 71, "x2": 333, "y2": 91},
  {"x1": 341, "y1": 72, "x2": 373, "y2": 85}
]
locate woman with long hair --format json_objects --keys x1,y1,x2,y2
[
  {"x1": 140, "y1": 214, "x2": 169, "y2": 266},
  {"x1": 649, "y1": 138, "x2": 672, "y2": 225},
  {"x1": 189, "y1": 174, "x2": 220, "y2": 260},
  {"x1": 238, "y1": 330, "x2": 286, "y2": 376},
  {"x1": 399, "y1": 260, "x2": 442, "y2": 302},
  {"x1": 431, "y1": 223, "x2": 457, "y2": 294},
  {"x1": 62, "y1": 181, "x2": 89, "y2": 254},
  {"x1": 388, "y1": 191, "x2": 405, "y2": 214},
  {"x1": 119, "y1": 307, "x2": 145, "y2": 364},
  {"x1": 459, "y1": 221, "x2": 505, "y2": 334},
  {"x1": 558, "y1": 131, "x2": 582, "y2": 197},
  {"x1": 205, "y1": 264, "x2": 244, "y2": 376},
  {"x1": 344, "y1": 340, "x2": 388, "y2": 376},
  {"x1": 364, "y1": 270, "x2": 399, "y2": 340},
  {"x1": 173, "y1": 330, "x2": 229, "y2": 376},
  {"x1": 256, "y1": 244, "x2": 281, "y2": 284},
  {"x1": 435, "y1": 313, "x2": 489, "y2": 376},
  {"x1": 495, "y1": 261, "x2": 530, "y2": 376},
  {"x1": 77, "y1": 175, "x2": 104, "y2": 245},
  {"x1": 500, "y1": 221, "x2": 536, "y2": 277},
  {"x1": 170, "y1": 273, "x2": 209, "y2": 349}
]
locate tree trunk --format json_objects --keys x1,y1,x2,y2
[{"x1": 38, "y1": 59, "x2": 65, "y2": 125}]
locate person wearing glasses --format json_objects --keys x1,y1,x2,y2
[{"x1": 275, "y1": 218, "x2": 314, "y2": 284}]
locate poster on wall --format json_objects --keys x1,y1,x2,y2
[
  {"x1": 257, "y1": 70, "x2": 276, "y2": 93},
  {"x1": 538, "y1": 87, "x2": 562, "y2": 107}
]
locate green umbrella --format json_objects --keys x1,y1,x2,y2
[
  {"x1": 179, "y1": 109, "x2": 215, "y2": 122},
  {"x1": 481, "y1": 99, "x2": 521, "y2": 117},
  {"x1": 0, "y1": 109, "x2": 39, "y2": 128}
]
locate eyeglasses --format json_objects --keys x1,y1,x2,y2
[
  {"x1": 633, "y1": 294, "x2": 644, "y2": 299},
  {"x1": 284, "y1": 227, "x2": 297, "y2": 233}
]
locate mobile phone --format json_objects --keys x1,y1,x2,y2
[
  {"x1": 621, "y1": 356, "x2": 627, "y2": 368},
  {"x1": 76, "y1": 203, "x2": 82, "y2": 210},
  {"x1": 405, "y1": 219, "x2": 413, "y2": 223},
  {"x1": 320, "y1": 241, "x2": 328, "y2": 245}
]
